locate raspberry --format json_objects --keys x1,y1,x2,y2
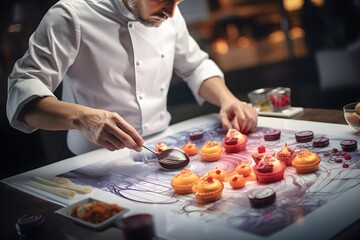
[
  {"x1": 342, "y1": 163, "x2": 349, "y2": 168},
  {"x1": 332, "y1": 148, "x2": 338, "y2": 153},
  {"x1": 258, "y1": 145, "x2": 266, "y2": 153},
  {"x1": 344, "y1": 154, "x2": 351, "y2": 160}
]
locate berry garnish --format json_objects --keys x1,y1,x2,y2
[
  {"x1": 216, "y1": 170, "x2": 221, "y2": 175},
  {"x1": 258, "y1": 145, "x2": 266, "y2": 153},
  {"x1": 206, "y1": 176, "x2": 214, "y2": 183},
  {"x1": 232, "y1": 176, "x2": 238, "y2": 182},
  {"x1": 257, "y1": 165, "x2": 273, "y2": 173},
  {"x1": 225, "y1": 137, "x2": 238, "y2": 145}
]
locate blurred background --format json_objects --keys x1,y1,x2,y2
[{"x1": 1, "y1": 0, "x2": 360, "y2": 178}]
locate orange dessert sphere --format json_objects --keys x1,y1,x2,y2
[
  {"x1": 207, "y1": 167, "x2": 226, "y2": 182},
  {"x1": 182, "y1": 141, "x2": 198, "y2": 156},
  {"x1": 171, "y1": 168, "x2": 200, "y2": 194},
  {"x1": 236, "y1": 163, "x2": 252, "y2": 177},
  {"x1": 155, "y1": 142, "x2": 168, "y2": 153},
  {"x1": 229, "y1": 174, "x2": 246, "y2": 189},
  {"x1": 192, "y1": 176, "x2": 224, "y2": 202},
  {"x1": 199, "y1": 141, "x2": 223, "y2": 162}
]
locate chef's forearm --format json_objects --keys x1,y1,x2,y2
[
  {"x1": 19, "y1": 96, "x2": 83, "y2": 131},
  {"x1": 199, "y1": 76, "x2": 238, "y2": 107}
]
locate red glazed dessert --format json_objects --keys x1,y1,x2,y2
[
  {"x1": 276, "y1": 143, "x2": 296, "y2": 166},
  {"x1": 253, "y1": 154, "x2": 285, "y2": 183},
  {"x1": 252, "y1": 145, "x2": 274, "y2": 164},
  {"x1": 199, "y1": 141, "x2": 223, "y2": 161},
  {"x1": 222, "y1": 129, "x2": 247, "y2": 153},
  {"x1": 181, "y1": 141, "x2": 198, "y2": 156}
]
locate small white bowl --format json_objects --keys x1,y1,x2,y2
[{"x1": 55, "y1": 197, "x2": 129, "y2": 230}]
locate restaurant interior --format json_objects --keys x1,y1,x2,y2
[{"x1": 1, "y1": 0, "x2": 360, "y2": 179}]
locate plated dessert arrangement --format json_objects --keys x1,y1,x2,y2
[{"x1": 167, "y1": 128, "x2": 358, "y2": 208}]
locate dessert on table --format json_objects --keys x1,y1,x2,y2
[
  {"x1": 189, "y1": 130, "x2": 204, "y2": 141},
  {"x1": 171, "y1": 168, "x2": 200, "y2": 194},
  {"x1": 292, "y1": 149, "x2": 321, "y2": 173},
  {"x1": 248, "y1": 187, "x2": 276, "y2": 208},
  {"x1": 312, "y1": 137, "x2": 330, "y2": 148},
  {"x1": 264, "y1": 129, "x2": 281, "y2": 141},
  {"x1": 235, "y1": 162, "x2": 252, "y2": 177},
  {"x1": 295, "y1": 130, "x2": 314, "y2": 143},
  {"x1": 155, "y1": 142, "x2": 168, "y2": 153},
  {"x1": 222, "y1": 129, "x2": 247, "y2": 153},
  {"x1": 253, "y1": 154, "x2": 286, "y2": 183},
  {"x1": 199, "y1": 141, "x2": 223, "y2": 161},
  {"x1": 252, "y1": 145, "x2": 274, "y2": 164},
  {"x1": 207, "y1": 167, "x2": 226, "y2": 182},
  {"x1": 192, "y1": 176, "x2": 224, "y2": 203},
  {"x1": 229, "y1": 174, "x2": 246, "y2": 189},
  {"x1": 181, "y1": 141, "x2": 198, "y2": 156},
  {"x1": 340, "y1": 139, "x2": 358, "y2": 152},
  {"x1": 276, "y1": 143, "x2": 296, "y2": 166}
]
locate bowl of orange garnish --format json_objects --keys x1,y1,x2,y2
[{"x1": 55, "y1": 197, "x2": 129, "y2": 229}]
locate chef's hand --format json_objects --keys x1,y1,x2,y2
[
  {"x1": 75, "y1": 109, "x2": 144, "y2": 152},
  {"x1": 219, "y1": 99, "x2": 258, "y2": 134}
]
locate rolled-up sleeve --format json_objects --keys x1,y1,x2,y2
[
  {"x1": 172, "y1": 9, "x2": 224, "y2": 105},
  {"x1": 6, "y1": 3, "x2": 80, "y2": 133}
]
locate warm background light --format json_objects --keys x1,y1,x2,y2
[
  {"x1": 268, "y1": 30, "x2": 285, "y2": 43},
  {"x1": 289, "y1": 27, "x2": 305, "y2": 39},
  {"x1": 238, "y1": 37, "x2": 250, "y2": 48},
  {"x1": 283, "y1": 0, "x2": 304, "y2": 11},
  {"x1": 311, "y1": 0, "x2": 324, "y2": 7},
  {"x1": 211, "y1": 39, "x2": 229, "y2": 55}
]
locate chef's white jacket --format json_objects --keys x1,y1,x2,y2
[{"x1": 6, "y1": 0, "x2": 224, "y2": 155}]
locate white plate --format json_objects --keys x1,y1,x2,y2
[
  {"x1": 55, "y1": 197, "x2": 129, "y2": 230},
  {"x1": 258, "y1": 107, "x2": 304, "y2": 118}
]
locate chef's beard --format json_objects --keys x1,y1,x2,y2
[{"x1": 127, "y1": 0, "x2": 167, "y2": 28}]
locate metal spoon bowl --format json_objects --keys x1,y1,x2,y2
[{"x1": 142, "y1": 145, "x2": 190, "y2": 170}]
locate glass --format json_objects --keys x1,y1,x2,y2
[
  {"x1": 343, "y1": 102, "x2": 360, "y2": 133},
  {"x1": 247, "y1": 88, "x2": 273, "y2": 112},
  {"x1": 122, "y1": 214, "x2": 156, "y2": 240},
  {"x1": 267, "y1": 87, "x2": 291, "y2": 112}
]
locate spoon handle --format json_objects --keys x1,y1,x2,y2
[{"x1": 142, "y1": 145, "x2": 157, "y2": 155}]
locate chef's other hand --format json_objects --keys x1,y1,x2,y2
[{"x1": 219, "y1": 100, "x2": 258, "y2": 134}]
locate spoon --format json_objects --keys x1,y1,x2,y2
[{"x1": 142, "y1": 145, "x2": 190, "y2": 170}]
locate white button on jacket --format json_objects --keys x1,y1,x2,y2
[{"x1": 6, "y1": 0, "x2": 224, "y2": 155}]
